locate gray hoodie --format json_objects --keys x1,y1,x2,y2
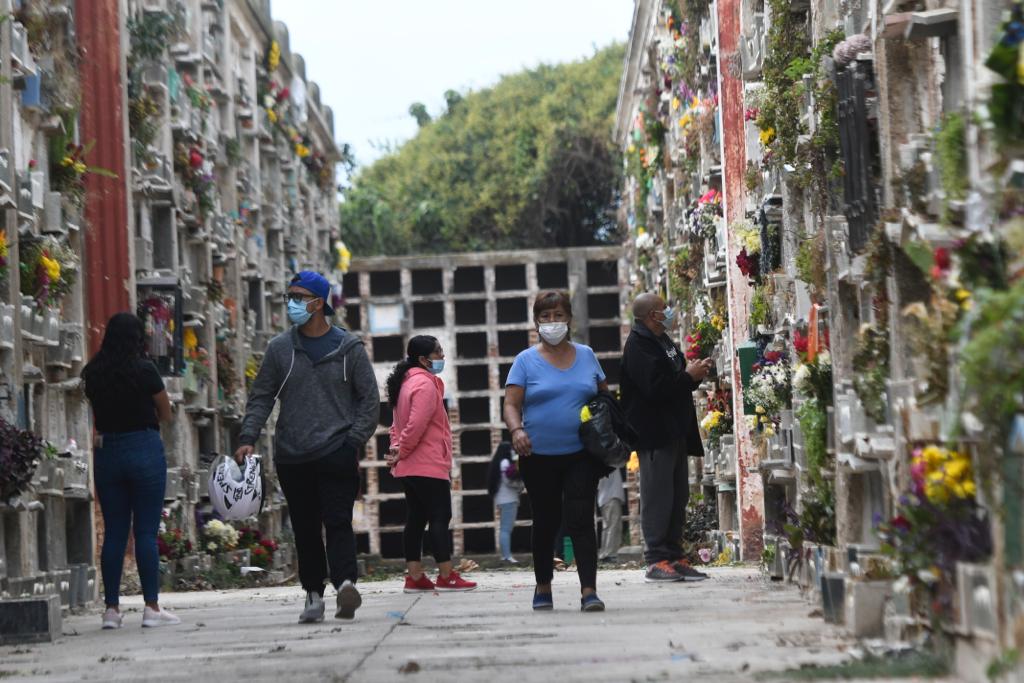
[{"x1": 238, "y1": 326, "x2": 380, "y2": 464}]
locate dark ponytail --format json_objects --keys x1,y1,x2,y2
[
  {"x1": 386, "y1": 335, "x2": 439, "y2": 407},
  {"x1": 488, "y1": 441, "x2": 514, "y2": 498}
]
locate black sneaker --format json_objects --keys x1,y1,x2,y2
[
  {"x1": 672, "y1": 560, "x2": 709, "y2": 582},
  {"x1": 580, "y1": 593, "x2": 605, "y2": 612},
  {"x1": 644, "y1": 560, "x2": 684, "y2": 583}
]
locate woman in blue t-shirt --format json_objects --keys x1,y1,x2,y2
[{"x1": 503, "y1": 290, "x2": 609, "y2": 612}]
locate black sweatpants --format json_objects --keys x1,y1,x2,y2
[
  {"x1": 400, "y1": 476, "x2": 453, "y2": 563},
  {"x1": 638, "y1": 442, "x2": 689, "y2": 564},
  {"x1": 520, "y1": 451, "x2": 602, "y2": 590},
  {"x1": 277, "y1": 447, "x2": 360, "y2": 595}
]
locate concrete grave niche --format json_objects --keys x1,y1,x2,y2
[
  {"x1": 454, "y1": 299, "x2": 487, "y2": 326},
  {"x1": 588, "y1": 325, "x2": 622, "y2": 353},
  {"x1": 598, "y1": 357, "x2": 622, "y2": 385},
  {"x1": 458, "y1": 397, "x2": 490, "y2": 425},
  {"x1": 494, "y1": 264, "x2": 526, "y2": 291},
  {"x1": 457, "y1": 332, "x2": 488, "y2": 359},
  {"x1": 536, "y1": 262, "x2": 569, "y2": 289},
  {"x1": 372, "y1": 336, "x2": 405, "y2": 363},
  {"x1": 413, "y1": 301, "x2": 445, "y2": 328},
  {"x1": 463, "y1": 494, "x2": 495, "y2": 523},
  {"x1": 344, "y1": 304, "x2": 362, "y2": 330},
  {"x1": 453, "y1": 266, "x2": 485, "y2": 294},
  {"x1": 586, "y1": 260, "x2": 619, "y2": 287},
  {"x1": 411, "y1": 268, "x2": 443, "y2": 295},
  {"x1": 587, "y1": 292, "x2": 620, "y2": 321},
  {"x1": 369, "y1": 271, "x2": 401, "y2": 297},
  {"x1": 456, "y1": 364, "x2": 489, "y2": 392},
  {"x1": 342, "y1": 272, "x2": 361, "y2": 299},
  {"x1": 498, "y1": 362, "x2": 514, "y2": 387},
  {"x1": 496, "y1": 297, "x2": 528, "y2": 324},
  {"x1": 378, "y1": 402, "x2": 393, "y2": 427},
  {"x1": 460, "y1": 429, "x2": 493, "y2": 456},
  {"x1": 498, "y1": 330, "x2": 529, "y2": 358}
]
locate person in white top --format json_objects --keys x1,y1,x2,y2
[
  {"x1": 488, "y1": 442, "x2": 524, "y2": 563},
  {"x1": 597, "y1": 468, "x2": 625, "y2": 563}
]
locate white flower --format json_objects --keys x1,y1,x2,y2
[
  {"x1": 817, "y1": 350, "x2": 831, "y2": 367},
  {"x1": 207, "y1": 542, "x2": 217, "y2": 552}
]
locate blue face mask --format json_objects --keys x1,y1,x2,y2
[
  {"x1": 429, "y1": 359, "x2": 445, "y2": 375},
  {"x1": 287, "y1": 299, "x2": 313, "y2": 326},
  {"x1": 660, "y1": 306, "x2": 676, "y2": 323}
]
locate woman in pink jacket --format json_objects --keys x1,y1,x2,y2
[{"x1": 386, "y1": 335, "x2": 477, "y2": 593}]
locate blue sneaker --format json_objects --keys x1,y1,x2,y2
[
  {"x1": 581, "y1": 593, "x2": 605, "y2": 612},
  {"x1": 532, "y1": 588, "x2": 553, "y2": 611}
]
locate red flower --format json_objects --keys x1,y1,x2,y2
[
  {"x1": 793, "y1": 329, "x2": 809, "y2": 355},
  {"x1": 934, "y1": 247, "x2": 951, "y2": 271},
  {"x1": 189, "y1": 147, "x2": 204, "y2": 169},
  {"x1": 890, "y1": 516, "x2": 912, "y2": 532}
]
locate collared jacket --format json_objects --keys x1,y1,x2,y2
[{"x1": 619, "y1": 322, "x2": 705, "y2": 456}]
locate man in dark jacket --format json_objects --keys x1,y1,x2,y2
[
  {"x1": 235, "y1": 271, "x2": 379, "y2": 623},
  {"x1": 620, "y1": 293, "x2": 711, "y2": 582}
]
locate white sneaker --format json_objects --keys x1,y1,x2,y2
[
  {"x1": 299, "y1": 591, "x2": 325, "y2": 623},
  {"x1": 101, "y1": 608, "x2": 123, "y2": 630},
  {"x1": 141, "y1": 606, "x2": 181, "y2": 628}
]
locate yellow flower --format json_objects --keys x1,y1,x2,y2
[
  {"x1": 60, "y1": 156, "x2": 74, "y2": 167},
  {"x1": 183, "y1": 327, "x2": 198, "y2": 352},
  {"x1": 759, "y1": 127, "x2": 776, "y2": 145},
  {"x1": 679, "y1": 113, "x2": 692, "y2": 129},
  {"x1": 627, "y1": 144, "x2": 636, "y2": 154},
  {"x1": 671, "y1": 96, "x2": 681, "y2": 111},
  {"x1": 0, "y1": 230, "x2": 7, "y2": 260},
  {"x1": 267, "y1": 109, "x2": 278, "y2": 124},
  {"x1": 73, "y1": 161, "x2": 87, "y2": 174},
  {"x1": 711, "y1": 315, "x2": 725, "y2": 331},
  {"x1": 627, "y1": 451, "x2": 639, "y2": 473},
  {"x1": 944, "y1": 457, "x2": 969, "y2": 481},
  {"x1": 295, "y1": 143, "x2": 311, "y2": 158},
  {"x1": 40, "y1": 254, "x2": 60, "y2": 282},
  {"x1": 267, "y1": 41, "x2": 281, "y2": 72},
  {"x1": 963, "y1": 480, "x2": 977, "y2": 497},
  {"x1": 755, "y1": 405, "x2": 765, "y2": 414},
  {"x1": 637, "y1": 227, "x2": 646, "y2": 235},
  {"x1": 922, "y1": 445, "x2": 946, "y2": 467}
]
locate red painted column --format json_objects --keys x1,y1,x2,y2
[
  {"x1": 77, "y1": 0, "x2": 131, "y2": 354},
  {"x1": 717, "y1": 0, "x2": 764, "y2": 559}
]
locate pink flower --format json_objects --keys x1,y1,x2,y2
[{"x1": 698, "y1": 548, "x2": 712, "y2": 563}]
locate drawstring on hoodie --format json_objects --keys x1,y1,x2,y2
[{"x1": 344, "y1": 355, "x2": 347, "y2": 382}]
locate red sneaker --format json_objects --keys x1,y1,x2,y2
[
  {"x1": 435, "y1": 571, "x2": 477, "y2": 592},
  {"x1": 404, "y1": 573, "x2": 436, "y2": 593}
]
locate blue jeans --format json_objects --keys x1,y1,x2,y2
[
  {"x1": 94, "y1": 430, "x2": 167, "y2": 606},
  {"x1": 498, "y1": 501, "x2": 518, "y2": 559}
]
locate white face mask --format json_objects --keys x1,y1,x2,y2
[{"x1": 538, "y1": 322, "x2": 568, "y2": 345}]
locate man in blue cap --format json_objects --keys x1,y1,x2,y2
[{"x1": 236, "y1": 271, "x2": 379, "y2": 623}]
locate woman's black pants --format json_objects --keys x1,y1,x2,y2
[
  {"x1": 520, "y1": 451, "x2": 602, "y2": 590},
  {"x1": 400, "y1": 476, "x2": 453, "y2": 563}
]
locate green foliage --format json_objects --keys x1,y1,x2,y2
[
  {"x1": 341, "y1": 45, "x2": 625, "y2": 255},
  {"x1": 795, "y1": 228, "x2": 827, "y2": 302},
  {"x1": 797, "y1": 399, "x2": 827, "y2": 486},
  {"x1": 759, "y1": 651, "x2": 950, "y2": 681},
  {"x1": 987, "y1": 649, "x2": 1021, "y2": 682},
  {"x1": 936, "y1": 113, "x2": 967, "y2": 201},
  {"x1": 961, "y1": 280, "x2": 1024, "y2": 442},
  {"x1": 852, "y1": 323, "x2": 891, "y2": 423},
  {"x1": 750, "y1": 285, "x2": 771, "y2": 328}
]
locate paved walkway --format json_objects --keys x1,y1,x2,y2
[{"x1": 2, "y1": 566, "x2": 860, "y2": 682}]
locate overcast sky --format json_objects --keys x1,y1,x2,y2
[{"x1": 272, "y1": 1, "x2": 634, "y2": 170}]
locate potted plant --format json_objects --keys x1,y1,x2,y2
[{"x1": 0, "y1": 417, "x2": 44, "y2": 504}]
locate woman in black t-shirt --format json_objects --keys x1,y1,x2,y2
[{"x1": 82, "y1": 313, "x2": 180, "y2": 629}]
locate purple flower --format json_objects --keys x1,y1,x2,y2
[{"x1": 698, "y1": 548, "x2": 712, "y2": 563}]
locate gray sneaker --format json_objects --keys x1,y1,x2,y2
[
  {"x1": 299, "y1": 591, "x2": 325, "y2": 623},
  {"x1": 335, "y1": 580, "x2": 361, "y2": 620},
  {"x1": 644, "y1": 560, "x2": 685, "y2": 583}
]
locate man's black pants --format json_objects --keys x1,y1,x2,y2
[
  {"x1": 638, "y1": 442, "x2": 689, "y2": 565},
  {"x1": 277, "y1": 447, "x2": 360, "y2": 595}
]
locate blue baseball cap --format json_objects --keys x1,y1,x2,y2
[{"x1": 289, "y1": 270, "x2": 335, "y2": 316}]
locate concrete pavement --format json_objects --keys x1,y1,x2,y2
[{"x1": 0, "y1": 566, "x2": 862, "y2": 682}]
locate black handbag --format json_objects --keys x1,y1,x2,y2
[{"x1": 579, "y1": 393, "x2": 638, "y2": 468}]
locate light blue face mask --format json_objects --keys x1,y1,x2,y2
[
  {"x1": 287, "y1": 299, "x2": 312, "y2": 325},
  {"x1": 429, "y1": 359, "x2": 445, "y2": 375},
  {"x1": 660, "y1": 306, "x2": 676, "y2": 323}
]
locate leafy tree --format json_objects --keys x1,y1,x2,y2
[
  {"x1": 341, "y1": 44, "x2": 624, "y2": 255},
  {"x1": 408, "y1": 102, "x2": 431, "y2": 128}
]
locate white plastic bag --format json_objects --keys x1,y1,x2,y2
[{"x1": 208, "y1": 454, "x2": 263, "y2": 521}]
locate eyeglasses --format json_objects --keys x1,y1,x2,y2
[{"x1": 285, "y1": 293, "x2": 319, "y2": 304}]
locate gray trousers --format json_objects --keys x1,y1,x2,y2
[
  {"x1": 599, "y1": 499, "x2": 623, "y2": 559},
  {"x1": 638, "y1": 442, "x2": 688, "y2": 564}
]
